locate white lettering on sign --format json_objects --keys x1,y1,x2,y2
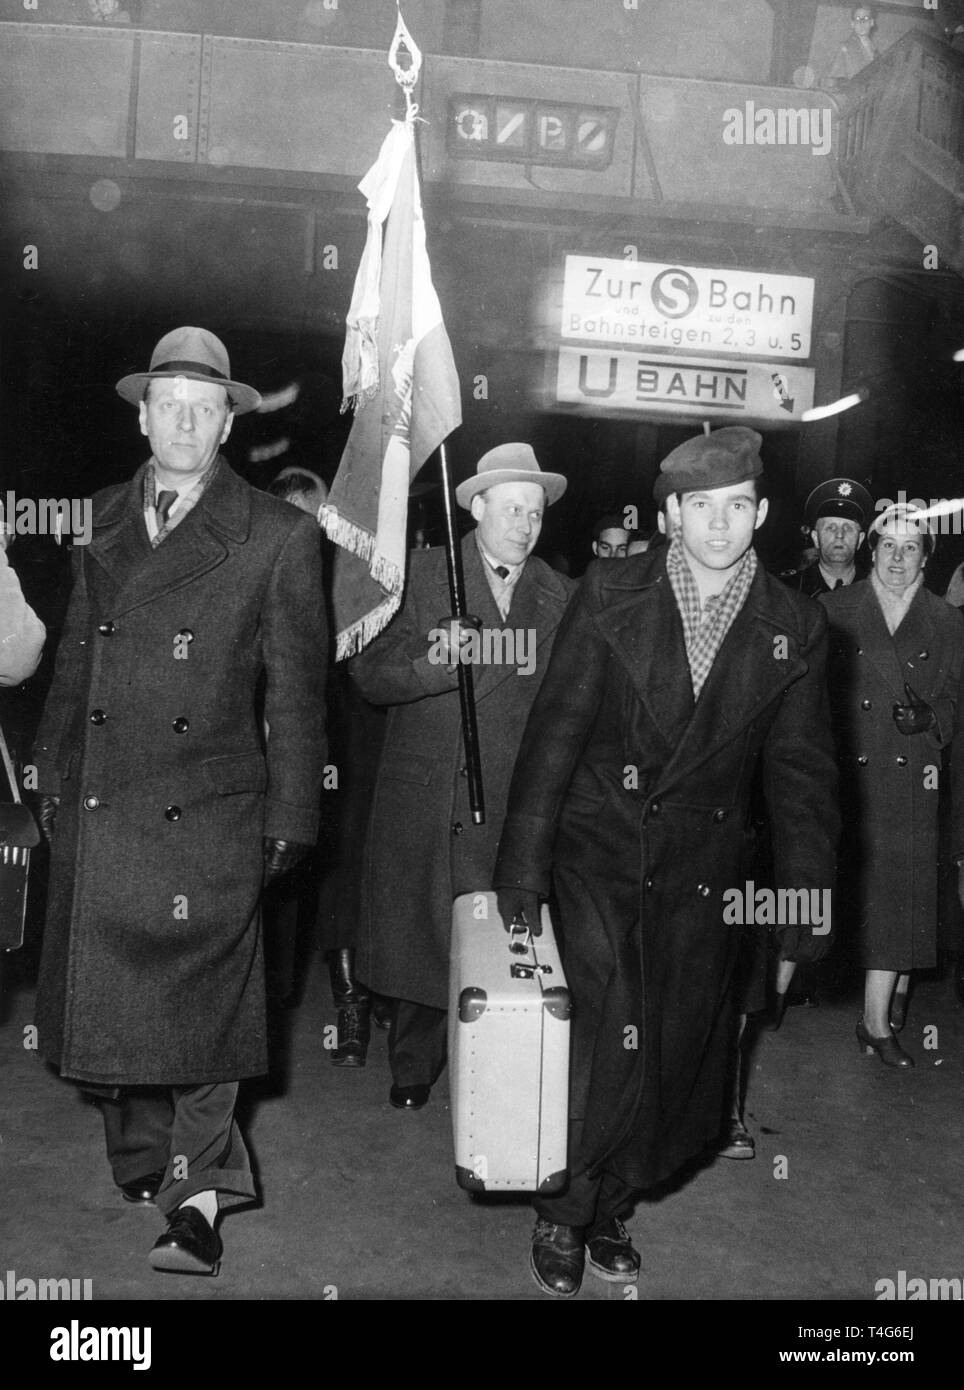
[
  {"x1": 561, "y1": 255, "x2": 814, "y2": 360},
  {"x1": 555, "y1": 347, "x2": 815, "y2": 424}
]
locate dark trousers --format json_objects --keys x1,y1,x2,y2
[
  {"x1": 388, "y1": 1000, "x2": 447, "y2": 1087},
  {"x1": 532, "y1": 1121, "x2": 636, "y2": 1230},
  {"x1": 99, "y1": 1082, "x2": 257, "y2": 1218}
]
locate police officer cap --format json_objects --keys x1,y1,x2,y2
[
  {"x1": 804, "y1": 477, "x2": 873, "y2": 530},
  {"x1": 653, "y1": 427, "x2": 763, "y2": 508}
]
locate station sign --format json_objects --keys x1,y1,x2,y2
[
  {"x1": 449, "y1": 96, "x2": 617, "y2": 170},
  {"x1": 560, "y1": 255, "x2": 815, "y2": 360},
  {"x1": 556, "y1": 347, "x2": 816, "y2": 424}
]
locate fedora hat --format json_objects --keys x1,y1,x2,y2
[
  {"x1": 455, "y1": 443, "x2": 566, "y2": 509},
  {"x1": 115, "y1": 327, "x2": 262, "y2": 415}
]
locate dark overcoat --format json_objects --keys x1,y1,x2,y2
[
  {"x1": 33, "y1": 459, "x2": 327, "y2": 1086},
  {"x1": 495, "y1": 550, "x2": 839, "y2": 1191},
  {"x1": 820, "y1": 580, "x2": 964, "y2": 969},
  {"x1": 350, "y1": 532, "x2": 573, "y2": 1010}
]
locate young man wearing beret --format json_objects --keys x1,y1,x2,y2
[{"x1": 496, "y1": 426, "x2": 840, "y2": 1297}]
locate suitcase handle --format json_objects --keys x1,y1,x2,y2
[{"x1": 508, "y1": 920, "x2": 532, "y2": 955}]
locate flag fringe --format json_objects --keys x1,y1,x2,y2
[{"x1": 319, "y1": 504, "x2": 405, "y2": 659}]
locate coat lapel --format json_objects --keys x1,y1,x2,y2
[
  {"x1": 594, "y1": 562, "x2": 694, "y2": 753},
  {"x1": 856, "y1": 582, "x2": 907, "y2": 697},
  {"x1": 86, "y1": 458, "x2": 249, "y2": 618}
]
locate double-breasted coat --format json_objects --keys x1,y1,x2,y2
[
  {"x1": 495, "y1": 550, "x2": 839, "y2": 1191},
  {"x1": 350, "y1": 532, "x2": 573, "y2": 1010},
  {"x1": 820, "y1": 580, "x2": 964, "y2": 970},
  {"x1": 33, "y1": 459, "x2": 328, "y2": 1086}
]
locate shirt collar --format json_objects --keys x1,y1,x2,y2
[{"x1": 818, "y1": 562, "x2": 856, "y2": 589}]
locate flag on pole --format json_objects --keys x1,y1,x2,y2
[{"x1": 320, "y1": 23, "x2": 462, "y2": 658}]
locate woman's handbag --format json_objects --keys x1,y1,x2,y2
[{"x1": 0, "y1": 723, "x2": 40, "y2": 951}]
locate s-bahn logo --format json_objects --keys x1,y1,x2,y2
[
  {"x1": 449, "y1": 95, "x2": 618, "y2": 170},
  {"x1": 561, "y1": 255, "x2": 815, "y2": 360},
  {"x1": 650, "y1": 268, "x2": 700, "y2": 320}
]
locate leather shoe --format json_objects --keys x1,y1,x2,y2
[
  {"x1": 585, "y1": 1216, "x2": 640, "y2": 1282},
  {"x1": 149, "y1": 1205, "x2": 222, "y2": 1276},
  {"x1": 530, "y1": 1219, "x2": 584, "y2": 1297},
  {"x1": 716, "y1": 1119, "x2": 755, "y2": 1160},
  {"x1": 389, "y1": 1083, "x2": 430, "y2": 1110},
  {"x1": 118, "y1": 1169, "x2": 165, "y2": 1204},
  {"x1": 371, "y1": 994, "x2": 393, "y2": 1031},
  {"x1": 856, "y1": 1019, "x2": 914, "y2": 1068}
]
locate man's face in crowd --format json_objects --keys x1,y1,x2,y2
[
  {"x1": 812, "y1": 516, "x2": 864, "y2": 568},
  {"x1": 669, "y1": 480, "x2": 767, "y2": 576},
  {"x1": 471, "y1": 481, "x2": 545, "y2": 566},
  {"x1": 873, "y1": 524, "x2": 927, "y2": 594},
  {"x1": 851, "y1": 7, "x2": 875, "y2": 38},
  {"x1": 593, "y1": 527, "x2": 630, "y2": 559},
  {"x1": 139, "y1": 376, "x2": 233, "y2": 481}
]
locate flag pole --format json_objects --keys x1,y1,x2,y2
[
  {"x1": 438, "y1": 441, "x2": 486, "y2": 824},
  {"x1": 392, "y1": 8, "x2": 485, "y2": 823}
]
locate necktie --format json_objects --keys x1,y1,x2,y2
[
  {"x1": 155, "y1": 490, "x2": 178, "y2": 528},
  {"x1": 833, "y1": 578, "x2": 843, "y2": 591},
  {"x1": 494, "y1": 565, "x2": 509, "y2": 580}
]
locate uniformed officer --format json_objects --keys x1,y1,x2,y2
[{"x1": 783, "y1": 477, "x2": 874, "y2": 597}]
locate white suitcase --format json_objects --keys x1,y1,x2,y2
[{"x1": 448, "y1": 891, "x2": 570, "y2": 1193}]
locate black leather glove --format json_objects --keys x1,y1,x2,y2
[
  {"x1": 36, "y1": 793, "x2": 60, "y2": 843},
  {"x1": 434, "y1": 614, "x2": 482, "y2": 672},
  {"x1": 262, "y1": 837, "x2": 313, "y2": 883},
  {"x1": 496, "y1": 887, "x2": 542, "y2": 937},
  {"x1": 892, "y1": 681, "x2": 936, "y2": 736}
]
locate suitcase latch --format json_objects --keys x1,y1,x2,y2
[{"x1": 511, "y1": 962, "x2": 553, "y2": 979}]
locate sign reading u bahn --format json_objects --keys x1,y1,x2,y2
[
  {"x1": 449, "y1": 96, "x2": 618, "y2": 169},
  {"x1": 561, "y1": 255, "x2": 815, "y2": 360},
  {"x1": 556, "y1": 347, "x2": 816, "y2": 425}
]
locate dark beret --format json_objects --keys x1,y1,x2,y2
[{"x1": 653, "y1": 427, "x2": 763, "y2": 508}]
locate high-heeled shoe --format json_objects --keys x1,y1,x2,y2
[
  {"x1": 856, "y1": 1019, "x2": 914, "y2": 1068},
  {"x1": 889, "y1": 990, "x2": 909, "y2": 1033}
]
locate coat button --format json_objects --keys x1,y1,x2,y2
[
  {"x1": 861, "y1": 700, "x2": 872, "y2": 711},
  {"x1": 172, "y1": 717, "x2": 189, "y2": 734},
  {"x1": 98, "y1": 621, "x2": 115, "y2": 636},
  {"x1": 458, "y1": 766, "x2": 467, "y2": 778},
  {"x1": 451, "y1": 821, "x2": 463, "y2": 835},
  {"x1": 697, "y1": 883, "x2": 711, "y2": 897},
  {"x1": 649, "y1": 799, "x2": 662, "y2": 816},
  {"x1": 89, "y1": 709, "x2": 107, "y2": 725},
  {"x1": 644, "y1": 877, "x2": 654, "y2": 891},
  {"x1": 857, "y1": 756, "x2": 868, "y2": 766},
  {"x1": 896, "y1": 756, "x2": 907, "y2": 767},
  {"x1": 175, "y1": 629, "x2": 195, "y2": 644},
  {"x1": 713, "y1": 809, "x2": 727, "y2": 823},
  {"x1": 83, "y1": 795, "x2": 100, "y2": 811},
  {"x1": 165, "y1": 805, "x2": 182, "y2": 822}
]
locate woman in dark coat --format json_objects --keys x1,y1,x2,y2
[{"x1": 820, "y1": 504, "x2": 964, "y2": 1066}]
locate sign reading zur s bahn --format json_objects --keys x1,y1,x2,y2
[{"x1": 561, "y1": 255, "x2": 815, "y2": 361}]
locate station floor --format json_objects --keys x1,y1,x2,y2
[{"x1": 1, "y1": 947, "x2": 962, "y2": 1303}]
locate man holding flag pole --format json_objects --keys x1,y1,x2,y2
[{"x1": 321, "y1": 11, "x2": 574, "y2": 1110}]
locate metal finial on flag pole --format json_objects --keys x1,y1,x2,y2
[{"x1": 389, "y1": 7, "x2": 422, "y2": 125}]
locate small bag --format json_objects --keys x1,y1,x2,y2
[{"x1": 0, "y1": 724, "x2": 40, "y2": 952}]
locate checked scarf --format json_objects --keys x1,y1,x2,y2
[{"x1": 666, "y1": 534, "x2": 757, "y2": 699}]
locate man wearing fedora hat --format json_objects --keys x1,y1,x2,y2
[
  {"x1": 32, "y1": 327, "x2": 328, "y2": 1276},
  {"x1": 496, "y1": 426, "x2": 838, "y2": 1296},
  {"x1": 783, "y1": 477, "x2": 874, "y2": 598},
  {"x1": 349, "y1": 442, "x2": 573, "y2": 1109}
]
